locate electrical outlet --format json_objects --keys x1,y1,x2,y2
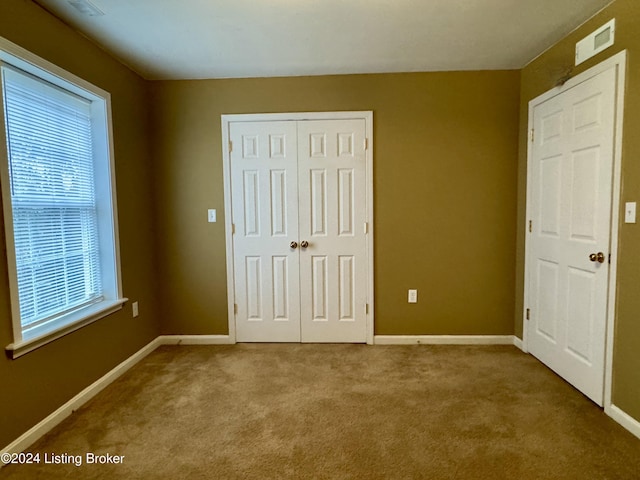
[
  {"x1": 132, "y1": 301, "x2": 139, "y2": 318},
  {"x1": 208, "y1": 209, "x2": 217, "y2": 223},
  {"x1": 408, "y1": 289, "x2": 418, "y2": 303}
]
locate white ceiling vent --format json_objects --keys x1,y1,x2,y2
[
  {"x1": 68, "y1": 0, "x2": 104, "y2": 17},
  {"x1": 575, "y1": 19, "x2": 615, "y2": 66}
]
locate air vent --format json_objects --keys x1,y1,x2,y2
[
  {"x1": 575, "y1": 19, "x2": 615, "y2": 66},
  {"x1": 68, "y1": 0, "x2": 104, "y2": 16}
]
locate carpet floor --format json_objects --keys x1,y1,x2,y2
[{"x1": 1, "y1": 344, "x2": 639, "y2": 479}]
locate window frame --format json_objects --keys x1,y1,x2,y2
[{"x1": 0, "y1": 37, "x2": 125, "y2": 358}]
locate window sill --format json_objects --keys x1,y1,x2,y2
[{"x1": 5, "y1": 298, "x2": 128, "y2": 359}]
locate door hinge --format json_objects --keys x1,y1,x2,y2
[
  {"x1": 609, "y1": 253, "x2": 611, "y2": 264},
  {"x1": 364, "y1": 222, "x2": 368, "y2": 234},
  {"x1": 526, "y1": 308, "x2": 530, "y2": 321},
  {"x1": 234, "y1": 303, "x2": 238, "y2": 314},
  {"x1": 364, "y1": 138, "x2": 369, "y2": 150},
  {"x1": 528, "y1": 220, "x2": 532, "y2": 233},
  {"x1": 365, "y1": 303, "x2": 369, "y2": 314},
  {"x1": 232, "y1": 223, "x2": 236, "y2": 234},
  {"x1": 530, "y1": 129, "x2": 535, "y2": 143},
  {"x1": 229, "y1": 140, "x2": 233, "y2": 153}
]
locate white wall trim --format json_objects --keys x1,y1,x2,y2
[
  {"x1": 1, "y1": 336, "x2": 163, "y2": 460},
  {"x1": 157, "y1": 335, "x2": 233, "y2": 345},
  {"x1": 603, "y1": 51, "x2": 627, "y2": 409},
  {"x1": 513, "y1": 336, "x2": 524, "y2": 351},
  {"x1": 221, "y1": 117, "x2": 237, "y2": 344},
  {"x1": 374, "y1": 335, "x2": 518, "y2": 345},
  {"x1": 364, "y1": 112, "x2": 375, "y2": 346},
  {"x1": 606, "y1": 404, "x2": 640, "y2": 441}
]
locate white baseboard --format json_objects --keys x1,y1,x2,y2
[
  {"x1": 607, "y1": 404, "x2": 640, "y2": 441},
  {"x1": 1, "y1": 336, "x2": 163, "y2": 459},
  {"x1": 158, "y1": 335, "x2": 233, "y2": 345},
  {"x1": 374, "y1": 335, "x2": 517, "y2": 345},
  {"x1": 513, "y1": 336, "x2": 524, "y2": 351}
]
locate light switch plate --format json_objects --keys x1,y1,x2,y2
[
  {"x1": 408, "y1": 289, "x2": 418, "y2": 303},
  {"x1": 625, "y1": 202, "x2": 636, "y2": 223},
  {"x1": 132, "y1": 301, "x2": 139, "y2": 318},
  {"x1": 208, "y1": 209, "x2": 217, "y2": 223}
]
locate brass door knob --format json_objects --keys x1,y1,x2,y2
[
  {"x1": 589, "y1": 252, "x2": 605, "y2": 263},
  {"x1": 300, "y1": 240, "x2": 309, "y2": 248},
  {"x1": 290, "y1": 241, "x2": 298, "y2": 249}
]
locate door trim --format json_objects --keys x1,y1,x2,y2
[
  {"x1": 523, "y1": 51, "x2": 626, "y2": 410},
  {"x1": 221, "y1": 111, "x2": 375, "y2": 344}
]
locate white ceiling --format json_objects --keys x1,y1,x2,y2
[{"x1": 33, "y1": 0, "x2": 613, "y2": 80}]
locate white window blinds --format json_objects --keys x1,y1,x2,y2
[{"x1": 2, "y1": 65, "x2": 103, "y2": 330}]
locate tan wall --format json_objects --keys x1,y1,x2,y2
[
  {"x1": 10, "y1": 0, "x2": 635, "y2": 452},
  {"x1": 0, "y1": 0, "x2": 159, "y2": 447},
  {"x1": 516, "y1": 0, "x2": 640, "y2": 421},
  {"x1": 150, "y1": 71, "x2": 521, "y2": 337}
]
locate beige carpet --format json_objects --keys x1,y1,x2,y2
[{"x1": 1, "y1": 344, "x2": 639, "y2": 479}]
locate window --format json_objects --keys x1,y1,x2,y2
[{"x1": 0, "y1": 38, "x2": 124, "y2": 357}]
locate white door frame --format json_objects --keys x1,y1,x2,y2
[
  {"x1": 221, "y1": 111, "x2": 375, "y2": 344},
  {"x1": 523, "y1": 51, "x2": 627, "y2": 411}
]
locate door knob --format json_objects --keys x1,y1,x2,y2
[
  {"x1": 290, "y1": 241, "x2": 298, "y2": 249},
  {"x1": 300, "y1": 240, "x2": 309, "y2": 248},
  {"x1": 589, "y1": 252, "x2": 605, "y2": 263}
]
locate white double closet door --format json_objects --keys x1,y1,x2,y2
[{"x1": 229, "y1": 118, "x2": 369, "y2": 342}]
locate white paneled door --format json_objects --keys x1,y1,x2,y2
[
  {"x1": 230, "y1": 121, "x2": 301, "y2": 342},
  {"x1": 297, "y1": 120, "x2": 367, "y2": 342},
  {"x1": 229, "y1": 117, "x2": 369, "y2": 343},
  {"x1": 527, "y1": 66, "x2": 617, "y2": 405}
]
